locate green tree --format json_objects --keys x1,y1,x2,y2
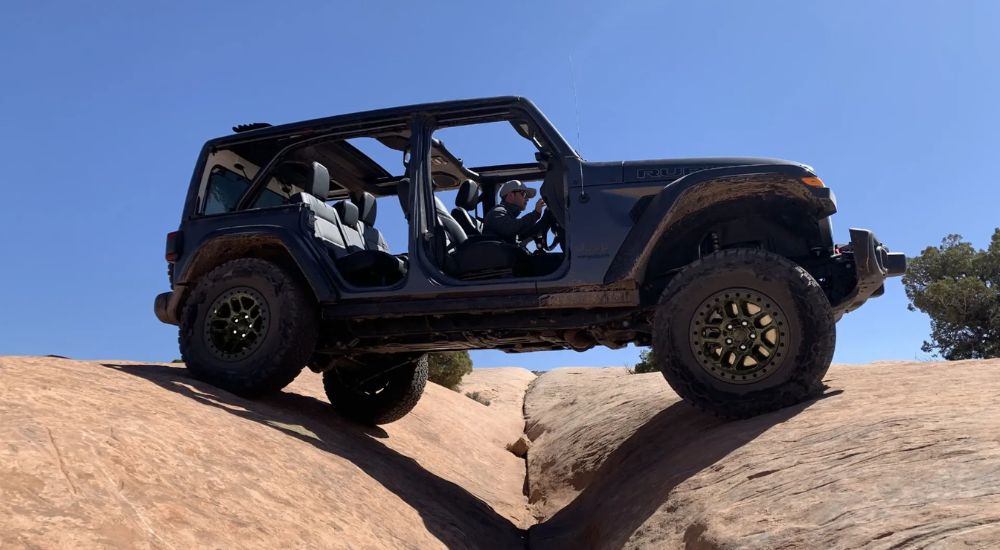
[
  {"x1": 632, "y1": 348, "x2": 658, "y2": 373},
  {"x1": 426, "y1": 351, "x2": 473, "y2": 390},
  {"x1": 903, "y1": 230, "x2": 1000, "y2": 359}
]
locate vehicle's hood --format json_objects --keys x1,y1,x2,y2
[{"x1": 620, "y1": 157, "x2": 812, "y2": 184}]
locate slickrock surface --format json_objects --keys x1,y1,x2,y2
[
  {"x1": 458, "y1": 367, "x2": 537, "y2": 445},
  {"x1": 6, "y1": 356, "x2": 1000, "y2": 549},
  {"x1": 524, "y1": 363, "x2": 1000, "y2": 549},
  {"x1": 0, "y1": 356, "x2": 531, "y2": 549}
]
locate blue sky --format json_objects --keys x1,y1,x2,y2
[{"x1": 1, "y1": 1, "x2": 997, "y2": 368}]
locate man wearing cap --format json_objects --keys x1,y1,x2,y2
[{"x1": 483, "y1": 180, "x2": 547, "y2": 243}]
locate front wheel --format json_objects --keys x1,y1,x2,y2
[
  {"x1": 653, "y1": 249, "x2": 835, "y2": 419},
  {"x1": 323, "y1": 354, "x2": 428, "y2": 425}
]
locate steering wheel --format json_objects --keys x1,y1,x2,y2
[
  {"x1": 532, "y1": 232, "x2": 550, "y2": 253},
  {"x1": 526, "y1": 208, "x2": 562, "y2": 253},
  {"x1": 548, "y1": 214, "x2": 565, "y2": 251}
]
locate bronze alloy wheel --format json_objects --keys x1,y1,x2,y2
[{"x1": 690, "y1": 288, "x2": 787, "y2": 385}]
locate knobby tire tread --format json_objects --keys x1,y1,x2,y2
[
  {"x1": 179, "y1": 258, "x2": 318, "y2": 397},
  {"x1": 654, "y1": 248, "x2": 835, "y2": 419}
]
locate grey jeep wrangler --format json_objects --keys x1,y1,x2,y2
[{"x1": 154, "y1": 97, "x2": 904, "y2": 424}]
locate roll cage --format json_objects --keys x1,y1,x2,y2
[{"x1": 181, "y1": 97, "x2": 579, "y2": 221}]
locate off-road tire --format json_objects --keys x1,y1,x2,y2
[
  {"x1": 323, "y1": 354, "x2": 428, "y2": 425},
  {"x1": 179, "y1": 258, "x2": 317, "y2": 397},
  {"x1": 653, "y1": 248, "x2": 835, "y2": 419}
]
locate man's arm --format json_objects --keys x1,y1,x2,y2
[
  {"x1": 484, "y1": 206, "x2": 541, "y2": 241},
  {"x1": 514, "y1": 210, "x2": 542, "y2": 239}
]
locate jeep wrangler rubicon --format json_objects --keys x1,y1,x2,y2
[{"x1": 154, "y1": 97, "x2": 904, "y2": 424}]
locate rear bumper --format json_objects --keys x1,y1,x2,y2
[
  {"x1": 154, "y1": 291, "x2": 179, "y2": 325},
  {"x1": 831, "y1": 228, "x2": 906, "y2": 318}
]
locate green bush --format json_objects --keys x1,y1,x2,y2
[
  {"x1": 427, "y1": 351, "x2": 473, "y2": 390},
  {"x1": 465, "y1": 391, "x2": 491, "y2": 406},
  {"x1": 631, "y1": 348, "x2": 658, "y2": 374},
  {"x1": 904, "y1": 230, "x2": 1000, "y2": 359}
]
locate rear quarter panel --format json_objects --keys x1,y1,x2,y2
[{"x1": 175, "y1": 207, "x2": 339, "y2": 301}]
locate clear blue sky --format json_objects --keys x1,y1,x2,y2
[{"x1": 1, "y1": 1, "x2": 997, "y2": 368}]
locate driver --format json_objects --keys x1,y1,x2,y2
[
  {"x1": 484, "y1": 180, "x2": 562, "y2": 276},
  {"x1": 483, "y1": 180, "x2": 546, "y2": 244}
]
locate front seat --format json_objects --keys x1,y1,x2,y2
[
  {"x1": 435, "y1": 195, "x2": 468, "y2": 248},
  {"x1": 452, "y1": 179, "x2": 483, "y2": 236},
  {"x1": 398, "y1": 177, "x2": 525, "y2": 279},
  {"x1": 435, "y1": 195, "x2": 525, "y2": 280},
  {"x1": 397, "y1": 177, "x2": 411, "y2": 220}
]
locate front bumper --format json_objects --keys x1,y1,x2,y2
[{"x1": 832, "y1": 228, "x2": 906, "y2": 318}]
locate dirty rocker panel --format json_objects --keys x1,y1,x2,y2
[{"x1": 321, "y1": 286, "x2": 640, "y2": 319}]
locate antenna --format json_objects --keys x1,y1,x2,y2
[
  {"x1": 569, "y1": 55, "x2": 583, "y2": 155},
  {"x1": 569, "y1": 55, "x2": 588, "y2": 202}
]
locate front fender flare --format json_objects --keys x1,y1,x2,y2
[{"x1": 605, "y1": 164, "x2": 837, "y2": 285}]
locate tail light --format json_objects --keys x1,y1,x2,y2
[{"x1": 165, "y1": 231, "x2": 183, "y2": 262}]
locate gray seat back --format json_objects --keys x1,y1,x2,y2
[
  {"x1": 334, "y1": 197, "x2": 407, "y2": 287},
  {"x1": 333, "y1": 200, "x2": 367, "y2": 253},
  {"x1": 395, "y1": 177, "x2": 466, "y2": 247},
  {"x1": 397, "y1": 178, "x2": 411, "y2": 221},
  {"x1": 435, "y1": 196, "x2": 467, "y2": 245},
  {"x1": 353, "y1": 192, "x2": 390, "y2": 252},
  {"x1": 452, "y1": 179, "x2": 483, "y2": 236},
  {"x1": 292, "y1": 192, "x2": 349, "y2": 258},
  {"x1": 289, "y1": 161, "x2": 355, "y2": 258}
]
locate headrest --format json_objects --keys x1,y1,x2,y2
[
  {"x1": 275, "y1": 161, "x2": 329, "y2": 199},
  {"x1": 455, "y1": 179, "x2": 480, "y2": 210},
  {"x1": 353, "y1": 192, "x2": 377, "y2": 226},
  {"x1": 334, "y1": 200, "x2": 359, "y2": 226},
  {"x1": 310, "y1": 162, "x2": 330, "y2": 199},
  {"x1": 397, "y1": 178, "x2": 411, "y2": 219}
]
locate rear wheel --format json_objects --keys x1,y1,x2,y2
[
  {"x1": 653, "y1": 248, "x2": 835, "y2": 418},
  {"x1": 179, "y1": 258, "x2": 317, "y2": 397},
  {"x1": 323, "y1": 354, "x2": 428, "y2": 425}
]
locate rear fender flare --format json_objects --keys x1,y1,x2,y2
[{"x1": 173, "y1": 229, "x2": 337, "y2": 318}]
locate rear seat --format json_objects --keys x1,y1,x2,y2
[
  {"x1": 331, "y1": 201, "x2": 367, "y2": 252},
  {"x1": 294, "y1": 192, "x2": 350, "y2": 257},
  {"x1": 332, "y1": 199, "x2": 406, "y2": 286},
  {"x1": 291, "y1": 162, "x2": 405, "y2": 286},
  {"x1": 351, "y1": 192, "x2": 391, "y2": 253}
]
